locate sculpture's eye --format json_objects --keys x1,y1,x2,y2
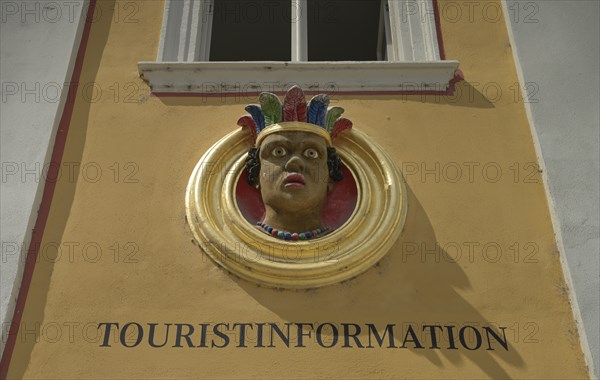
[
  {"x1": 272, "y1": 147, "x2": 287, "y2": 157},
  {"x1": 303, "y1": 148, "x2": 319, "y2": 159}
]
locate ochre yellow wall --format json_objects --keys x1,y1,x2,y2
[{"x1": 7, "y1": 0, "x2": 588, "y2": 378}]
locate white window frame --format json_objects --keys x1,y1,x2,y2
[{"x1": 138, "y1": 0, "x2": 459, "y2": 93}]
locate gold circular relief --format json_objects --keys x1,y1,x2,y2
[{"x1": 185, "y1": 128, "x2": 407, "y2": 288}]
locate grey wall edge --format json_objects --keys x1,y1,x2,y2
[
  {"x1": 502, "y1": 1, "x2": 600, "y2": 378},
  {"x1": 0, "y1": 0, "x2": 90, "y2": 358}
]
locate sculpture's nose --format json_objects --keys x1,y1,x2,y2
[{"x1": 284, "y1": 154, "x2": 304, "y2": 172}]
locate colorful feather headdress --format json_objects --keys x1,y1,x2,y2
[{"x1": 237, "y1": 86, "x2": 353, "y2": 147}]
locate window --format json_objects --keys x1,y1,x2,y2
[
  {"x1": 307, "y1": 0, "x2": 384, "y2": 61},
  {"x1": 210, "y1": 0, "x2": 292, "y2": 61},
  {"x1": 138, "y1": 0, "x2": 459, "y2": 93}
]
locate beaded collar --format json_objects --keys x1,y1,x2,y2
[{"x1": 256, "y1": 222, "x2": 331, "y2": 241}]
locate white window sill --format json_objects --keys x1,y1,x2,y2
[{"x1": 137, "y1": 60, "x2": 460, "y2": 94}]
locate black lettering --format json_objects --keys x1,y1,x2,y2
[
  {"x1": 296, "y1": 323, "x2": 314, "y2": 348},
  {"x1": 148, "y1": 323, "x2": 171, "y2": 348},
  {"x1": 268, "y1": 323, "x2": 291, "y2": 348},
  {"x1": 98, "y1": 322, "x2": 119, "y2": 347},
  {"x1": 120, "y1": 322, "x2": 143, "y2": 348},
  {"x1": 459, "y1": 326, "x2": 482, "y2": 350},
  {"x1": 423, "y1": 325, "x2": 444, "y2": 349},
  {"x1": 316, "y1": 323, "x2": 339, "y2": 348},
  {"x1": 233, "y1": 323, "x2": 253, "y2": 348},
  {"x1": 211, "y1": 323, "x2": 230, "y2": 348},
  {"x1": 445, "y1": 325, "x2": 459, "y2": 349},
  {"x1": 173, "y1": 323, "x2": 195, "y2": 348},
  {"x1": 366, "y1": 324, "x2": 396, "y2": 348},
  {"x1": 197, "y1": 323, "x2": 209, "y2": 348},
  {"x1": 483, "y1": 326, "x2": 508, "y2": 351},
  {"x1": 255, "y1": 323, "x2": 266, "y2": 348},
  {"x1": 342, "y1": 323, "x2": 364, "y2": 348},
  {"x1": 399, "y1": 325, "x2": 424, "y2": 349}
]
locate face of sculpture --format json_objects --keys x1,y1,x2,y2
[{"x1": 258, "y1": 131, "x2": 330, "y2": 230}]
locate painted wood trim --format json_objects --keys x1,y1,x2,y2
[
  {"x1": 387, "y1": 0, "x2": 441, "y2": 61},
  {"x1": 138, "y1": 61, "x2": 459, "y2": 93},
  {"x1": 158, "y1": 0, "x2": 213, "y2": 62}
]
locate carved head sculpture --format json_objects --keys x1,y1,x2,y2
[{"x1": 237, "y1": 86, "x2": 352, "y2": 241}]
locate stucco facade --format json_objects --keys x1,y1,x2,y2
[{"x1": 1, "y1": 0, "x2": 598, "y2": 378}]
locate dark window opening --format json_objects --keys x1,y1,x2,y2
[
  {"x1": 210, "y1": 0, "x2": 291, "y2": 61},
  {"x1": 307, "y1": 0, "x2": 384, "y2": 61}
]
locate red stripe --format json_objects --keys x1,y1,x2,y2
[{"x1": 0, "y1": 1, "x2": 95, "y2": 378}]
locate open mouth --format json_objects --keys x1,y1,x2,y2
[{"x1": 283, "y1": 173, "x2": 306, "y2": 189}]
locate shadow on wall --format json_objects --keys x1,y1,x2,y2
[
  {"x1": 236, "y1": 183, "x2": 524, "y2": 378},
  {"x1": 5, "y1": 1, "x2": 116, "y2": 378},
  {"x1": 420, "y1": 81, "x2": 496, "y2": 109}
]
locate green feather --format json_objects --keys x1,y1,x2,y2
[
  {"x1": 325, "y1": 106, "x2": 345, "y2": 132},
  {"x1": 259, "y1": 92, "x2": 283, "y2": 126}
]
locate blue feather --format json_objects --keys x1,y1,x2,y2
[
  {"x1": 245, "y1": 105, "x2": 265, "y2": 132},
  {"x1": 307, "y1": 95, "x2": 330, "y2": 127}
]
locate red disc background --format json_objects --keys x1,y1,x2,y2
[{"x1": 235, "y1": 165, "x2": 358, "y2": 229}]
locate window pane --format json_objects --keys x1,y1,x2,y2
[
  {"x1": 307, "y1": 0, "x2": 383, "y2": 61},
  {"x1": 210, "y1": 0, "x2": 291, "y2": 61}
]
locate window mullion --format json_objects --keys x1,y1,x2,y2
[
  {"x1": 188, "y1": 0, "x2": 204, "y2": 61},
  {"x1": 385, "y1": 0, "x2": 402, "y2": 61},
  {"x1": 291, "y1": 0, "x2": 307, "y2": 62},
  {"x1": 379, "y1": 0, "x2": 394, "y2": 61},
  {"x1": 178, "y1": 0, "x2": 193, "y2": 61},
  {"x1": 199, "y1": 0, "x2": 214, "y2": 61}
]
